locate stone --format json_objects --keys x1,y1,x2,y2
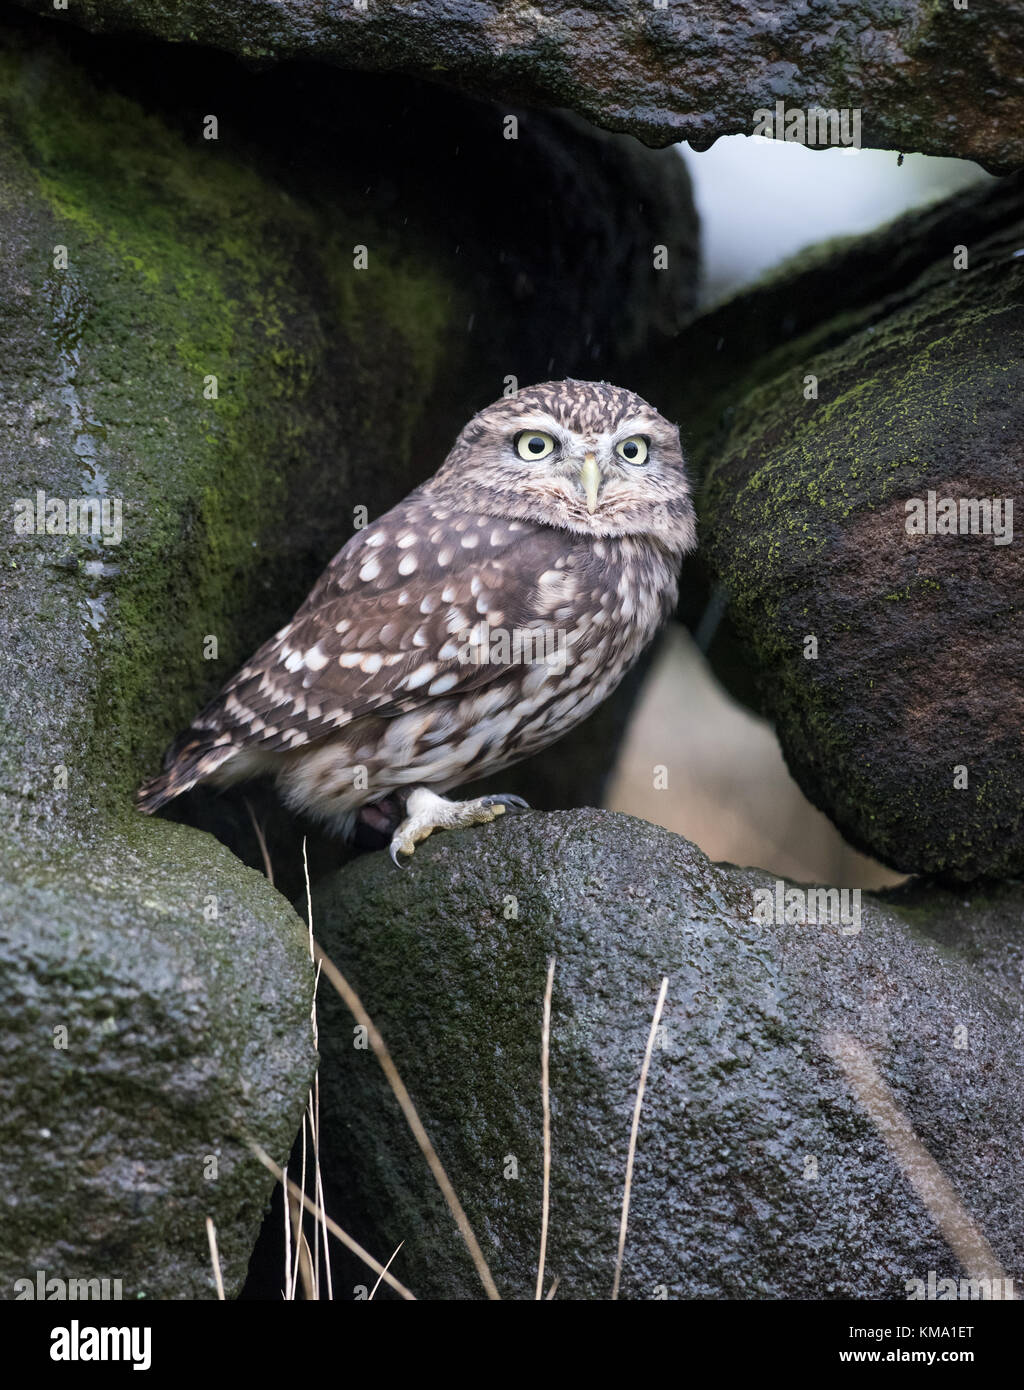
[
  {"x1": 11, "y1": 0, "x2": 1024, "y2": 169},
  {"x1": 307, "y1": 810, "x2": 1024, "y2": 1300},
  {"x1": 0, "y1": 829, "x2": 316, "y2": 1301},
  {"x1": 657, "y1": 174, "x2": 1024, "y2": 883}
]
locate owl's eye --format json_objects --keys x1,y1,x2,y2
[
  {"x1": 514, "y1": 430, "x2": 557, "y2": 461},
  {"x1": 616, "y1": 436, "x2": 649, "y2": 465}
]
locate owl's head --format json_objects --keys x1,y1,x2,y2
[{"x1": 429, "y1": 380, "x2": 697, "y2": 555}]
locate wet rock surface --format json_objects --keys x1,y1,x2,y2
[
  {"x1": 0, "y1": 828, "x2": 315, "y2": 1300},
  {"x1": 661, "y1": 175, "x2": 1024, "y2": 883},
  {"x1": 308, "y1": 810, "x2": 1023, "y2": 1300},
  {"x1": 12, "y1": 0, "x2": 1024, "y2": 169}
]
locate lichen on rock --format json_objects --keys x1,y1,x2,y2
[
  {"x1": 306, "y1": 809, "x2": 1024, "y2": 1300},
  {"x1": 661, "y1": 175, "x2": 1024, "y2": 882}
]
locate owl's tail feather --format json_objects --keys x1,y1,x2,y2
[{"x1": 135, "y1": 737, "x2": 236, "y2": 814}]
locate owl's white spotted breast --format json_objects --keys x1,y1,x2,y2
[
  {"x1": 265, "y1": 529, "x2": 678, "y2": 822},
  {"x1": 196, "y1": 511, "x2": 677, "y2": 821}
]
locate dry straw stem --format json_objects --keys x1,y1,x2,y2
[
  {"x1": 243, "y1": 797, "x2": 274, "y2": 885},
  {"x1": 826, "y1": 1031, "x2": 1014, "y2": 1293},
  {"x1": 312, "y1": 940, "x2": 501, "y2": 1300},
  {"x1": 245, "y1": 821, "x2": 326, "y2": 1298},
  {"x1": 612, "y1": 975, "x2": 670, "y2": 1301},
  {"x1": 370, "y1": 1241, "x2": 406, "y2": 1300},
  {"x1": 247, "y1": 1137, "x2": 416, "y2": 1300},
  {"x1": 302, "y1": 838, "x2": 333, "y2": 1300},
  {"x1": 288, "y1": 1120, "x2": 314, "y2": 1300},
  {"x1": 282, "y1": 1160, "x2": 293, "y2": 1298},
  {"x1": 310, "y1": 1091, "x2": 333, "y2": 1300},
  {"x1": 205, "y1": 1217, "x2": 226, "y2": 1301},
  {"x1": 535, "y1": 956, "x2": 556, "y2": 1301},
  {"x1": 294, "y1": 1229, "x2": 315, "y2": 1302}
]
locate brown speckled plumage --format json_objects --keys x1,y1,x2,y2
[{"x1": 137, "y1": 380, "x2": 696, "y2": 845}]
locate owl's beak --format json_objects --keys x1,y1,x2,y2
[{"x1": 580, "y1": 453, "x2": 601, "y2": 513}]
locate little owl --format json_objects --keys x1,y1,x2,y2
[{"x1": 137, "y1": 380, "x2": 696, "y2": 862}]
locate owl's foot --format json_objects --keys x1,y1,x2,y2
[{"x1": 389, "y1": 788, "x2": 529, "y2": 866}]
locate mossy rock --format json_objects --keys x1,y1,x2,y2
[
  {"x1": 663, "y1": 175, "x2": 1024, "y2": 883},
  {"x1": 11, "y1": 0, "x2": 1024, "y2": 168},
  {"x1": 0, "y1": 825, "x2": 316, "y2": 1300},
  {"x1": 305, "y1": 810, "x2": 1024, "y2": 1300}
]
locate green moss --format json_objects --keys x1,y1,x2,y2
[
  {"x1": 0, "y1": 33, "x2": 456, "y2": 834},
  {"x1": 703, "y1": 278, "x2": 1020, "y2": 616},
  {"x1": 683, "y1": 178, "x2": 1024, "y2": 880}
]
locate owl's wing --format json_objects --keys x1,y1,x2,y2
[{"x1": 167, "y1": 495, "x2": 596, "y2": 771}]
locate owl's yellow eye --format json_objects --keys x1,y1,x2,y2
[
  {"x1": 514, "y1": 430, "x2": 557, "y2": 461},
  {"x1": 616, "y1": 436, "x2": 649, "y2": 465}
]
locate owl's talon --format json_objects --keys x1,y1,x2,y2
[
  {"x1": 386, "y1": 786, "x2": 526, "y2": 866},
  {"x1": 483, "y1": 794, "x2": 530, "y2": 812}
]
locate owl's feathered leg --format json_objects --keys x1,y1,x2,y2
[{"x1": 389, "y1": 788, "x2": 529, "y2": 866}]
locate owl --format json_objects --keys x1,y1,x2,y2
[{"x1": 137, "y1": 380, "x2": 697, "y2": 862}]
